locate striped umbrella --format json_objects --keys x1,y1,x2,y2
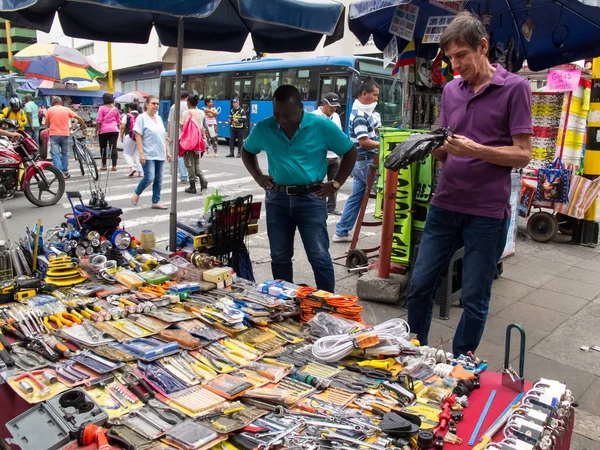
[{"x1": 10, "y1": 42, "x2": 105, "y2": 82}]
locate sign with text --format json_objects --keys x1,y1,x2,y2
[
  {"x1": 383, "y1": 37, "x2": 398, "y2": 68},
  {"x1": 547, "y1": 70, "x2": 582, "y2": 92},
  {"x1": 389, "y1": 4, "x2": 419, "y2": 41}
]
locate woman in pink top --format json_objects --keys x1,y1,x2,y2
[{"x1": 96, "y1": 93, "x2": 121, "y2": 171}]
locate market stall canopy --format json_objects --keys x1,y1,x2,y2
[
  {"x1": 36, "y1": 88, "x2": 113, "y2": 98},
  {"x1": 0, "y1": 0, "x2": 346, "y2": 52},
  {"x1": 348, "y1": 0, "x2": 600, "y2": 71},
  {"x1": 10, "y1": 42, "x2": 105, "y2": 81}
]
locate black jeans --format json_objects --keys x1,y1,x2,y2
[
  {"x1": 326, "y1": 157, "x2": 340, "y2": 212},
  {"x1": 230, "y1": 127, "x2": 245, "y2": 155},
  {"x1": 99, "y1": 132, "x2": 118, "y2": 167}
]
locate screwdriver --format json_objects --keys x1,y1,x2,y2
[{"x1": 0, "y1": 330, "x2": 14, "y2": 367}]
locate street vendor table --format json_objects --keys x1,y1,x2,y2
[
  {"x1": 452, "y1": 371, "x2": 574, "y2": 450},
  {"x1": 0, "y1": 370, "x2": 575, "y2": 450}
]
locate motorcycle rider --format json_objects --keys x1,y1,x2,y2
[
  {"x1": 0, "y1": 129, "x2": 20, "y2": 139},
  {"x1": 0, "y1": 97, "x2": 27, "y2": 131}
]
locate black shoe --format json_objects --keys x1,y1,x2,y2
[
  {"x1": 226, "y1": 154, "x2": 235, "y2": 158},
  {"x1": 185, "y1": 182, "x2": 197, "y2": 194},
  {"x1": 200, "y1": 183, "x2": 208, "y2": 192},
  {"x1": 236, "y1": 154, "x2": 242, "y2": 158}
]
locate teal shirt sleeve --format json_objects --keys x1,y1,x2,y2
[
  {"x1": 243, "y1": 120, "x2": 263, "y2": 154},
  {"x1": 321, "y1": 118, "x2": 354, "y2": 157}
]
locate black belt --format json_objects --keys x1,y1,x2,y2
[
  {"x1": 271, "y1": 183, "x2": 321, "y2": 196},
  {"x1": 357, "y1": 154, "x2": 375, "y2": 161}
]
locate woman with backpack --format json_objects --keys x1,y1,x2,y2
[
  {"x1": 131, "y1": 95, "x2": 171, "y2": 209},
  {"x1": 119, "y1": 103, "x2": 143, "y2": 177},
  {"x1": 96, "y1": 93, "x2": 121, "y2": 171},
  {"x1": 179, "y1": 95, "x2": 208, "y2": 194}
]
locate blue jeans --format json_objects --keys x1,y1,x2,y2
[
  {"x1": 265, "y1": 190, "x2": 335, "y2": 292},
  {"x1": 50, "y1": 135, "x2": 70, "y2": 174},
  {"x1": 178, "y1": 157, "x2": 187, "y2": 181},
  {"x1": 25, "y1": 127, "x2": 39, "y2": 146},
  {"x1": 335, "y1": 158, "x2": 371, "y2": 237},
  {"x1": 407, "y1": 205, "x2": 509, "y2": 357},
  {"x1": 135, "y1": 159, "x2": 165, "y2": 204}
]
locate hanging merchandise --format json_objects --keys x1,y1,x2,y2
[
  {"x1": 388, "y1": 3, "x2": 419, "y2": 41},
  {"x1": 534, "y1": 158, "x2": 572, "y2": 203},
  {"x1": 422, "y1": 16, "x2": 454, "y2": 44},
  {"x1": 555, "y1": 173, "x2": 600, "y2": 219}
]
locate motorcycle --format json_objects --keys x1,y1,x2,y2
[{"x1": 0, "y1": 119, "x2": 65, "y2": 207}]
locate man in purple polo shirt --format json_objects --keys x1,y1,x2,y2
[{"x1": 406, "y1": 11, "x2": 532, "y2": 357}]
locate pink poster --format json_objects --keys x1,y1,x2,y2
[{"x1": 546, "y1": 70, "x2": 581, "y2": 92}]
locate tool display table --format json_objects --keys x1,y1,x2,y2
[{"x1": 452, "y1": 371, "x2": 573, "y2": 449}]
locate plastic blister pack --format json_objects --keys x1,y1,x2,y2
[{"x1": 165, "y1": 420, "x2": 219, "y2": 449}]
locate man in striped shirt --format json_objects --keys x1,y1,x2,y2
[{"x1": 333, "y1": 79, "x2": 380, "y2": 242}]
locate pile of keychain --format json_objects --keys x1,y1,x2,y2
[{"x1": 0, "y1": 222, "x2": 577, "y2": 450}]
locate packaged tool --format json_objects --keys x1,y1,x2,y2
[
  {"x1": 119, "y1": 337, "x2": 179, "y2": 360},
  {"x1": 167, "y1": 385, "x2": 226, "y2": 415},
  {"x1": 245, "y1": 360, "x2": 290, "y2": 383},
  {"x1": 106, "y1": 424, "x2": 154, "y2": 450},
  {"x1": 138, "y1": 270, "x2": 170, "y2": 285},
  {"x1": 164, "y1": 420, "x2": 220, "y2": 450},
  {"x1": 92, "y1": 344, "x2": 138, "y2": 362},
  {"x1": 160, "y1": 355, "x2": 204, "y2": 386},
  {"x1": 201, "y1": 401, "x2": 268, "y2": 434},
  {"x1": 58, "y1": 323, "x2": 115, "y2": 347},
  {"x1": 72, "y1": 350, "x2": 124, "y2": 373},
  {"x1": 7, "y1": 369, "x2": 69, "y2": 403},
  {"x1": 112, "y1": 319, "x2": 155, "y2": 338},
  {"x1": 118, "y1": 407, "x2": 174, "y2": 440},
  {"x1": 203, "y1": 373, "x2": 254, "y2": 399},
  {"x1": 137, "y1": 361, "x2": 188, "y2": 395},
  {"x1": 159, "y1": 329, "x2": 201, "y2": 350}
]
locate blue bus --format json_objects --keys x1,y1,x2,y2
[
  {"x1": 159, "y1": 56, "x2": 402, "y2": 139},
  {"x1": 0, "y1": 74, "x2": 29, "y2": 108}
]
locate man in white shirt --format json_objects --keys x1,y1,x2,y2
[{"x1": 312, "y1": 92, "x2": 343, "y2": 215}]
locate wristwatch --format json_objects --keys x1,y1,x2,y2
[{"x1": 331, "y1": 180, "x2": 341, "y2": 190}]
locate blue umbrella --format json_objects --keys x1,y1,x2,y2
[
  {"x1": 0, "y1": 0, "x2": 345, "y2": 52},
  {"x1": 0, "y1": 0, "x2": 346, "y2": 250},
  {"x1": 349, "y1": 0, "x2": 600, "y2": 71}
]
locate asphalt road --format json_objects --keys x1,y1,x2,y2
[{"x1": 5, "y1": 145, "x2": 378, "y2": 286}]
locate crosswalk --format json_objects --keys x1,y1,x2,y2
[{"x1": 59, "y1": 158, "x2": 376, "y2": 246}]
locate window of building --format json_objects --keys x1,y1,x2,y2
[
  {"x1": 136, "y1": 78, "x2": 160, "y2": 97},
  {"x1": 77, "y1": 44, "x2": 94, "y2": 57},
  {"x1": 253, "y1": 71, "x2": 281, "y2": 100},
  {"x1": 204, "y1": 74, "x2": 227, "y2": 100},
  {"x1": 123, "y1": 81, "x2": 136, "y2": 93}
]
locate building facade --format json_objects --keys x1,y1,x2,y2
[{"x1": 0, "y1": 19, "x2": 37, "y2": 75}]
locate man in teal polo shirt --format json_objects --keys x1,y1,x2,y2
[{"x1": 242, "y1": 85, "x2": 358, "y2": 292}]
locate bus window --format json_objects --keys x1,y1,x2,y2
[
  {"x1": 335, "y1": 77, "x2": 349, "y2": 103},
  {"x1": 159, "y1": 76, "x2": 174, "y2": 102},
  {"x1": 382, "y1": 78, "x2": 402, "y2": 127},
  {"x1": 282, "y1": 68, "x2": 313, "y2": 101},
  {"x1": 185, "y1": 75, "x2": 204, "y2": 98},
  {"x1": 205, "y1": 74, "x2": 227, "y2": 100},
  {"x1": 253, "y1": 71, "x2": 280, "y2": 101}
]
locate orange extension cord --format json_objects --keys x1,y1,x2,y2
[{"x1": 297, "y1": 287, "x2": 365, "y2": 325}]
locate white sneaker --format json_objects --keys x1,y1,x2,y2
[{"x1": 332, "y1": 234, "x2": 352, "y2": 243}]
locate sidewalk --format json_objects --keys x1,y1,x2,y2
[{"x1": 250, "y1": 222, "x2": 600, "y2": 448}]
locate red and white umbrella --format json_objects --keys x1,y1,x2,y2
[{"x1": 114, "y1": 91, "x2": 148, "y2": 104}]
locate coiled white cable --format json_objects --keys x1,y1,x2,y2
[
  {"x1": 419, "y1": 345, "x2": 454, "y2": 362},
  {"x1": 312, "y1": 318, "x2": 410, "y2": 363},
  {"x1": 432, "y1": 363, "x2": 454, "y2": 377}
]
